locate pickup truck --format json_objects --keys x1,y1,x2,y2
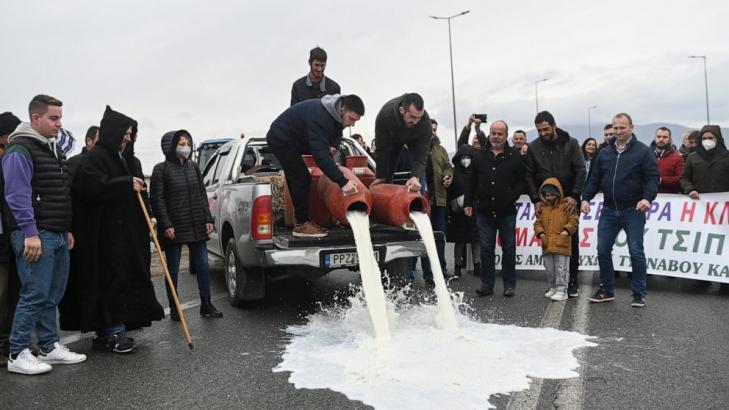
[{"x1": 202, "y1": 136, "x2": 433, "y2": 305}]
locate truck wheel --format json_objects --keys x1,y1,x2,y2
[
  {"x1": 225, "y1": 238, "x2": 266, "y2": 306},
  {"x1": 383, "y1": 258, "x2": 413, "y2": 285}
]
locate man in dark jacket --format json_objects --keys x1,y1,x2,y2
[
  {"x1": 581, "y1": 113, "x2": 659, "y2": 308},
  {"x1": 67, "y1": 125, "x2": 99, "y2": 182},
  {"x1": 678, "y1": 130, "x2": 699, "y2": 160},
  {"x1": 446, "y1": 144, "x2": 480, "y2": 278},
  {"x1": 680, "y1": 125, "x2": 729, "y2": 197},
  {"x1": 267, "y1": 94, "x2": 363, "y2": 237},
  {"x1": 372, "y1": 93, "x2": 431, "y2": 193},
  {"x1": 651, "y1": 127, "x2": 684, "y2": 193},
  {"x1": 3, "y1": 95, "x2": 86, "y2": 374},
  {"x1": 464, "y1": 120, "x2": 525, "y2": 297},
  {"x1": 60, "y1": 106, "x2": 164, "y2": 354},
  {"x1": 290, "y1": 47, "x2": 341, "y2": 106},
  {"x1": 525, "y1": 111, "x2": 586, "y2": 297}
]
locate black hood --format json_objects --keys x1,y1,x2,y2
[
  {"x1": 452, "y1": 143, "x2": 476, "y2": 165},
  {"x1": 161, "y1": 130, "x2": 193, "y2": 161},
  {"x1": 98, "y1": 105, "x2": 138, "y2": 152},
  {"x1": 695, "y1": 125, "x2": 726, "y2": 159}
]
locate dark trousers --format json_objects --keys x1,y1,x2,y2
[
  {"x1": 570, "y1": 228, "x2": 579, "y2": 287},
  {"x1": 163, "y1": 241, "x2": 212, "y2": 305},
  {"x1": 477, "y1": 212, "x2": 517, "y2": 289},
  {"x1": 269, "y1": 144, "x2": 310, "y2": 224}
]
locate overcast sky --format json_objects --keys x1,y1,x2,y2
[{"x1": 2, "y1": 0, "x2": 727, "y2": 170}]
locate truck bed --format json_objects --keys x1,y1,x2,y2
[{"x1": 272, "y1": 223, "x2": 443, "y2": 249}]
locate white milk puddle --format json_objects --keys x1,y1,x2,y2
[
  {"x1": 275, "y1": 287, "x2": 597, "y2": 409},
  {"x1": 410, "y1": 211, "x2": 458, "y2": 329},
  {"x1": 347, "y1": 210, "x2": 391, "y2": 341}
]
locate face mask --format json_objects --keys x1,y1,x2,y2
[
  {"x1": 702, "y1": 139, "x2": 716, "y2": 151},
  {"x1": 460, "y1": 157, "x2": 471, "y2": 168},
  {"x1": 176, "y1": 146, "x2": 191, "y2": 158}
]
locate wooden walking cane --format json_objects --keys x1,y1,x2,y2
[{"x1": 136, "y1": 192, "x2": 194, "y2": 349}]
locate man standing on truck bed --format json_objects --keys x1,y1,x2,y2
[
  {"x1": 267, "y1": 94, "x2": 364, "y2": 238},
  {"x1": 371, "y1": 93, "x2": 431, "y2": 193},
  {"x1": 290, "y1": 47, "x2": 341, "y2": 106}
]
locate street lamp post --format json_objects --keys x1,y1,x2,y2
[
  {"x1": 430, "y1": 10, "x2": 470, "y2": 148},
  {"x1": 688, "y1": 55, "x2": 710, "y2": 124},
  {"x1": 588, "y1": 105, "x2": 598, "y2": 139},
  {"x1": 535, "y1": 78, "x2": 548, "y2": 113}
]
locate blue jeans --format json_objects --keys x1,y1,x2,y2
[
  {"x1": 477, "y1": 213, "x2": 517, "y2": 289},
  {"x1": 163, "y1": 241, "x2": 211, "y2": 305},
  {"x1": 9, "y1": 230, "x2": 69, "y2": 354},
  {"x1": 597, "y1": 207, "x2": 647, "y2": 298},
  {"x1": 422, "y1": 205, "x2": 447, "y2": 278}
]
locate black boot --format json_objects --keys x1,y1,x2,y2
[
  {"x1": 200, "y1": 297, "x2": 223, "y2": 318},
  {"x1": 453, "y1": 266, "x2": 462, "y2": 278},
  {"x1": 169, "y1": 307, "x2": 181, "y2": 322},
  {"x1": 472, "y1": 263, "x2": 481, "y2": 277}
]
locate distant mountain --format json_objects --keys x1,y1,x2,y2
[{"x1": 524, "y1": 123, "x2": 729, "y2": 146}]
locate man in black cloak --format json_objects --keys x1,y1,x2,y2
[{"x1": 60, "y1": 106, "x2": 163, "y2": 354}]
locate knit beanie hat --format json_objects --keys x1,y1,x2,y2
[{"x1": 0, "y1": 112, "x2": 21, "y2": 135}]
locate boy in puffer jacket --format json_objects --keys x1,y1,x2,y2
[{"x1": 534, "y1": 178, "x2": 579, "y2": 301}]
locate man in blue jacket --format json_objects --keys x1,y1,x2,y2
[
  {"x1": 581, "y1": 112, "x2": 659, "y2": 307},
  {"x1": 267, "y1": 94, "x2": 363, "y2": 238}
]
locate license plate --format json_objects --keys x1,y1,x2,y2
[{"x1": 324, "y1": 250, "x2": 380, "y2": 268}]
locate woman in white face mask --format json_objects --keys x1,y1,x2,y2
[
  {"x1": 445, "y1": 145, "x2": 481, "y2": 278},
  {"x1": 680, "y1": 125, "x2": 729, "y2": 200},
  {"x1": 150, "y1": 130, "x2": 223, "y2": 321}
]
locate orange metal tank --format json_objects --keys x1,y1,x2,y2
[
  {"x1": 317, "y1": 165, "x2": 372, "y2": 225},
  {"x1": 344, "y1": 156, "x2": 376, "y2": 188},
  {"x1": 283, "y1": 155, "x2": 333, "y2": 227},
  {"x1": 369, "y1": 183, "x2": 429, "y2": 228}
]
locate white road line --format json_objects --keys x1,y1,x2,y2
[
  {"x1": 59, "y1": 292, "x2": 228, "y2": 346},
  {"x1": 506, "y1": 295, "x2": 568, "y2": 410},
  {"x1": 553, "y1": 283, "x2": 592, "y2": 410}
]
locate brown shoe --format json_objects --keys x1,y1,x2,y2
[{"x1": 293, "y1": 221, "x2": 328, "y2": 238}]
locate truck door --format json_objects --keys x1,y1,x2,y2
[{"x1": 202, "y1": 152, "x2": 223, "y2": 255}]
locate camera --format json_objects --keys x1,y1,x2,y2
[{"x1": 473, "y1": 114, "x2": 488, "y2": 122}]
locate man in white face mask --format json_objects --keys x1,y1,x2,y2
[{"x1": 680, "y1": 125, "x2": 729, "y2": 200}]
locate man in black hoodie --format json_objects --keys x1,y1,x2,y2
[
  {"x1": 525, "y1": 111, "x2": 586, "y2": 297},
  {"x1": 267, "y1": 94, "x2": 364, "y2": 238}
]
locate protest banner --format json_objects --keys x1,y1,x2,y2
[{"x1": 491, "y1": 193, "x2": 729, "y2": 283}]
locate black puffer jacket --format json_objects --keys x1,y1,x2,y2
[
  {"x1": 446, "y1": 145, "x2": 479, "y2": 243},
  {"x1": 524, "y1": 128, "x2": 586, "y2": 203},
  {"x1": 464, "y1": 140, "x2": 525, "y2": 218},
  {"x1": 680, "y1": 125, "x2": 729, "y2": 194},
  {"x1": 150, "y1": 130, "x2": 213, "y2": 245}
]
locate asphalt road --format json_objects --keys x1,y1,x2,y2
[{"x1": 2, "y1": 245, "x2": 728, "y2": 409}]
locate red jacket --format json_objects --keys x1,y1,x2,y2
[{"x1": 655, "y1": 147, "x2": 684, "y2": 193}]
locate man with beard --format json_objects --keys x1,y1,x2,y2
[
  {"x1": 652, "y1": 127, "x2": 684, "y2": 193},
  {"x1": 60, "y1": 106, "x2": 163, "y2": 354},
  {"x1": 290, "y1": 47, "x2": 341, "y2": 106},
  {"x1": 371, "y1": 93, "x2": 430, "y2": 193},
  {"x1": 464, "y1": 120, "x2": 525, "y2": 297},
  {"x1": 524, "y1": 111, "x2": 586, "y2": 298}
]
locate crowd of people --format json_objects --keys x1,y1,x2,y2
[{"x1": 0, "y1": 45, "x2": 726, "y2": 377}]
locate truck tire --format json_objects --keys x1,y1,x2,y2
[
  {"x1": 383, "y1": 258, "x2": 412, "y2": 285},
  {"x1": 225, "y1": 238, "x2": 266, "y2": 306}
]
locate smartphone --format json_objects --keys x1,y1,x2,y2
[{"x1": 474, "y1": 114, "x2": 488, "y2": 122}]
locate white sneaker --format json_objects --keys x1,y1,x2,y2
[
  {"x1": 544, "y1": 288, "x2": 556, "y2": 298},
  {"x1": 550, "y1": 291, "x2": 568, "y2": 301},
  {"x1": 8, "y1": 348, "x2": 52, "y2": 375},
  {"x1": 37, "y1": 342, "x2": 87, "y2": 365}
]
